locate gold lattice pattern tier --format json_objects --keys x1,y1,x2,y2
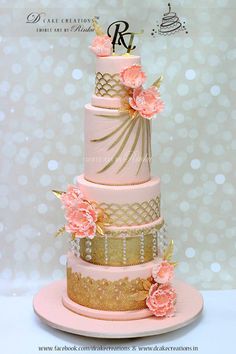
[
  {"x1": 67, "y1": 267, "x2": 150, "y2": 311},
  {"x1": 95, "y1": 72, "x2": 128, "y2": 98},
  {"x1": 99, "y1": 196, "x2": 160, "y2": 227},
  {"x1": 70, "y1": 222, "x2": 167, "y2": 266}
]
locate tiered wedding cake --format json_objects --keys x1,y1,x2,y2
[{"x1": 54, "y1": 22, "x2": 177, "y2": 321}]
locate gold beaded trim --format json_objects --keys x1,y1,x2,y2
[
  {"x1": 98, "y1": 196, "x2": 160, "y2": 227},
  {"x1": 67, "y1": 267, "x2": 151, "y2": 311},
  {"x1": 95, "y1": 72, "x2": 127, "y2": 98},
  {"x1": 104, "y1": 221, "x2": 163, "y2": 237}
]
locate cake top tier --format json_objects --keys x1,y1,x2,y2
[
  {"x1": 92, "y1": 55, "x2": 141, "y2": 109},
  {"x1": 96, "y1": 55, "x2": 140, "y2": 73},
  {"x1": 89, "y1": 20, "x2": 164, "y2": 116}
]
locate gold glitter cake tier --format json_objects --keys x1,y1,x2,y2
[
  {"x1": 67, "y1": 268, "x2": 148, "y2": 311},
  {"x1": 71, "y1": 221, "x2": 166, "y2": 266}
]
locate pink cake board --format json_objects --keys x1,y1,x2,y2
[{"x1": 33, "y1": 279, "x2": 203, "y2": 339}]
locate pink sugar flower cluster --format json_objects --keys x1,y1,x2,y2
[
  {"x1": 146, "y1": 259, "x2": 176, "y2": 318},
  {"x1": 146, "y1": 283, "x2": 176, "y2": 318},
  {"x1": 61, "y1": 184, "x2": 97, "y2": 239},
  {"x1": 152, "y1": 259, "x2": 174, "y2": 284},
  {"x1": 120, "y1": 65, "x2": 146, "y2": 89},
  {"x1": 90, "y1": 35, "x2": 112, "y2": 57},
  {"x1": 119, "y1": 65, "x2": 164, "y2": 119},
  {"x1": 129, "y1": 86, "x2": 164, "y2": 119}
]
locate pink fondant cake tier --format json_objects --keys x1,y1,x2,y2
[
  {"x1": 84, "y1": 104, "x2": 151, "y2": 185},
  {"x1": 91, "y1": 95, "x2": 121, "y2": 110},
  {"x1": 68, "y1": 251, "x2": 156, "y2": 280},
  {"x1": 77, "y1": 174, "x2": 160, "y2": 226},
  {"x1": 66, "y1": 252, "x2": 158, "y2": 311},
  {"x1": 62, "y1": 293, "x2": 152, "y2": 321},
  {"x1": 77, "y1": 174, "x2": 160, "y2": 205},
  {"x1": 92, "y1": 55, "x2": 140, "y2": 109},
  {"x1": 95, "y1": 55, "x2": 140, "y2": 75}
]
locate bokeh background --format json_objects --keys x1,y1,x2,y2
[{"x1": 0, "y1": 0, "x2": 235, "y2": 295}]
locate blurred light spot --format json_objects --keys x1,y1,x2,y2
[
  {"x1": 185, "y1": 247, "x2": 195, "y2": 258},
  {"x1": 215, "y1": 174, "x2": 225, "y2": 184},
  {"x1": 191, "y1": 159, "x2": 201, "y2": 170},
  {"x1": 48, "y1": 160, "x2": 58, "y2": 171},
  {"x1": 211, "y1": 262, "x2": 221, "y2": 273},
  {"x1": 185, "y1": 69, "x2": 196, "y2": 80},
  {"x1": 59, "y1": 254, "x2": 67, "y2": 265},
  {"x1": 210, "y1": 85, "x2": 221, "y2": 96},
  {"x1": 72, "y1": 68, "x2": 83, "y2": 80}
]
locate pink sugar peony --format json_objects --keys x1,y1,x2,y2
[
  {"x1": 90, "y1": 35, "x2": 112, "y2": 57},
  {"x1": 129, "y1": 86, "x2": 164, "y2": 119},
  {"x1": 146, "y1": 283, "x2": 176, "y2": 318},
  {"x1": 65, "y1": 201, "x2": 98, "y2": 239},
  {"x1": 120, "y1": 65, "x2": 146, "y2": 89},
  {"x1": 61, "y1": 184, "x2": 83, "y2": 208},
  {"x1": 152, "y1": 259, "x2": 174, "y2": 284}
]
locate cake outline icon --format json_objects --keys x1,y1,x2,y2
[{"x1": 156, "y1": 3, "x2": 187, "y2": 36}]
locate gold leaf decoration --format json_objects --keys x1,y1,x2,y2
[
  {"x1": 96, "y1": 224, "x2": 104, "y2": 236},
  {"x1": 152, "y1": 75, "x2": 163, "y2": 89},
  {"x1": 130, "y1": 290, "x2": 148, "y2": 301},
  {"x1": 142, "y1": 279, "x2": 152, "y2": 291},
  {"x1": 117, "y1": 117, "x2": 142, "y2": 173},
  {"x1": 92, "y1": 18, "x2": 105, "y2": 36},
  {"x1": 91, "y1": 202, "x2": 112, "y2": 234},
  {"x1": 91, "y1": 116, "x2": 130, "y2": 143},
  {"x1": 146, "y1": 119, "x2": 152, "y2": 173},
  {"x1": 136, "y1": 118, "x2": 145, "y2": 175},
  {"x1": 91, "y1": 114, "x2": 150, "y2": 176},
  {"x1": 108, "y1": 118, "x2": 134, "y2": 151},
  {"x1": 163, "y1": 240, "x2": 174, "y2": 261},
  {"x1": 119, "y1": 93, "x2": 139, "y2": 119},
  {"x1": 54, "y1": 226, "x2": 66, "y2": 237},
  {"x1": 52, "y1": 190, "x2": 64, "y2": 199},
  {"x1": 97, "y1": 117, "x2": 138, "y2": 174}
]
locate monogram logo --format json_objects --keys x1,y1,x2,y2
[
  {"x1": 26, "y1": 12, "x2": 45, "y2": 24},
  {"x1": 107, "y1": 20, "x2": 143, "y2": 53}
]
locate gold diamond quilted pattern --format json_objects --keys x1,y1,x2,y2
[
  {"x1": 95, "y1": 72, "x2": 127, "y2": 98},
  {"x1": 99, "y1": 196, "x2": 160, "y2": 226}
]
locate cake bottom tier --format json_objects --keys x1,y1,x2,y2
[{"x1": 67, "y1": 252, "x2": 156, "y2": 312}]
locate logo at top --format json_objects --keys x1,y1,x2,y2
[
  {"x1": 107, "y1": 20, "x2": 143, "y2": 53},
  {"x1": 151, "y1": 3, "x2": 188, "y2": 37}
]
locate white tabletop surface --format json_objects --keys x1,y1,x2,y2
[{"x1": 0, "y1": 288, "x2": 235, "y2": 354}]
